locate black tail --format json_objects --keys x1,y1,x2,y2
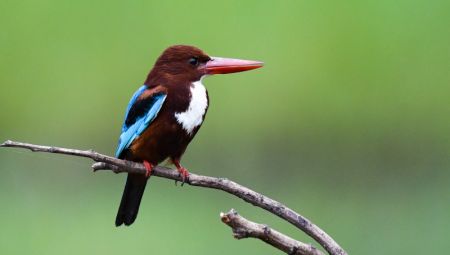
[{"x1": 115, "y1": 173, "x2": 148, "y2": 226}]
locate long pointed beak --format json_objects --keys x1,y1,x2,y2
[{"x1": 202, "y1": 57, "x2": 263, "y2": 75}]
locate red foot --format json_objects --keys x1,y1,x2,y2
[
  {"x1": 143, "y1": 160, "x2": 154, "y2": 178},
  {"x1": 177, "y1": 167, "x2": 190, "y2": 182},
  {"x1": 173, "y1": 160, "x2": 190, "y2": 185}
]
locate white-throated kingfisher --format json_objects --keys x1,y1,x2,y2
[{"x1": 115, "y1": 45, "x2": 263, "y2": 226}]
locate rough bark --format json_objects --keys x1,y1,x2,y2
[{"x1": 1, "y1": 140, "x2": 347, "y2": 255}]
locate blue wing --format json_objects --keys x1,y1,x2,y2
[{"x1": 115, "y1": 85, "x2": 167, "y2": 158}]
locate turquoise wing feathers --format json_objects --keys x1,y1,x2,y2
[{"x1": 115, "y1": 85, "x2": 167, "y2": 158}]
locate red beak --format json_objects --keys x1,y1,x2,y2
[{"x1": 202, "y1": 57, "x2": 263, "y2": 75}]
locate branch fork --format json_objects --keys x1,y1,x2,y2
[{"x1": 220, "y1": 209, "x2": 324, "y2": 255}]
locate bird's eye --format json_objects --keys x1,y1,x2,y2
[{"x1": 189, "y1": 57, "x2": 199, "y2": 66}]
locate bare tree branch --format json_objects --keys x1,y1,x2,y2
[
  {"x1": 221, "y1": 209, "x2": 324, "y2": 255},
  {"x1": 0, "y1": 140, "x2": 347, "y2": 255}
]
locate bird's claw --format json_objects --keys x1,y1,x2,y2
[
  {"x1": 175, "y1": 167, "x2": 190, "y2": 186},
  {"x1": 143, "y1": 160, "x2": 153, "y2": 178}
]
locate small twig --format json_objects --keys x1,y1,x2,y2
[
  {"x1": 221, "y1": 209, "x2": 324, "y2": 255},
  {"x1": 0, "y1": 140, "x2": 347, "y2": 255}
]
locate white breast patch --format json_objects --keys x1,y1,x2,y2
[{"x1": 175, "y1": 80, "x2": 208, "y2": 135}]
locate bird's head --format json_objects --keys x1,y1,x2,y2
[{"x1": 145, "y1": 45, "x2": 263, "y2": 85}]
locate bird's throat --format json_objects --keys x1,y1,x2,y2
[{"x1": 174, "y1": 80, "x2": 209, "y2": 135}]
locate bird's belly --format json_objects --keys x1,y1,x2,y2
[{"x1": 128, "y1": 117, "x2": 191, "y2": 164}]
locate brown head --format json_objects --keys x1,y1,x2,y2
[{"x1": 145, "y1": 45, "x2": 263, "y2": 86}]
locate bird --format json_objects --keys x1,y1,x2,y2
[{"x1": 114, "y1": 45, "x2": 263, "y2": 226}]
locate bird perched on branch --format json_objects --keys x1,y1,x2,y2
[{"x1": 114, "y1": 45, "x2": 263, "y2": 226}]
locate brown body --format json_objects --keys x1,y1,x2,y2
[{"x1": 125, "y1": 84, "x2": 208, "y2": 164}]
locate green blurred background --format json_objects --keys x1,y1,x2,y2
[{"x1": 1, "y1": 0, "x2": 449, "y2": 254}]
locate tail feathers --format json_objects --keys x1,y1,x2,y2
[{"x1": 116, "y1": 174, "x2": 148, "y2": 226}]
